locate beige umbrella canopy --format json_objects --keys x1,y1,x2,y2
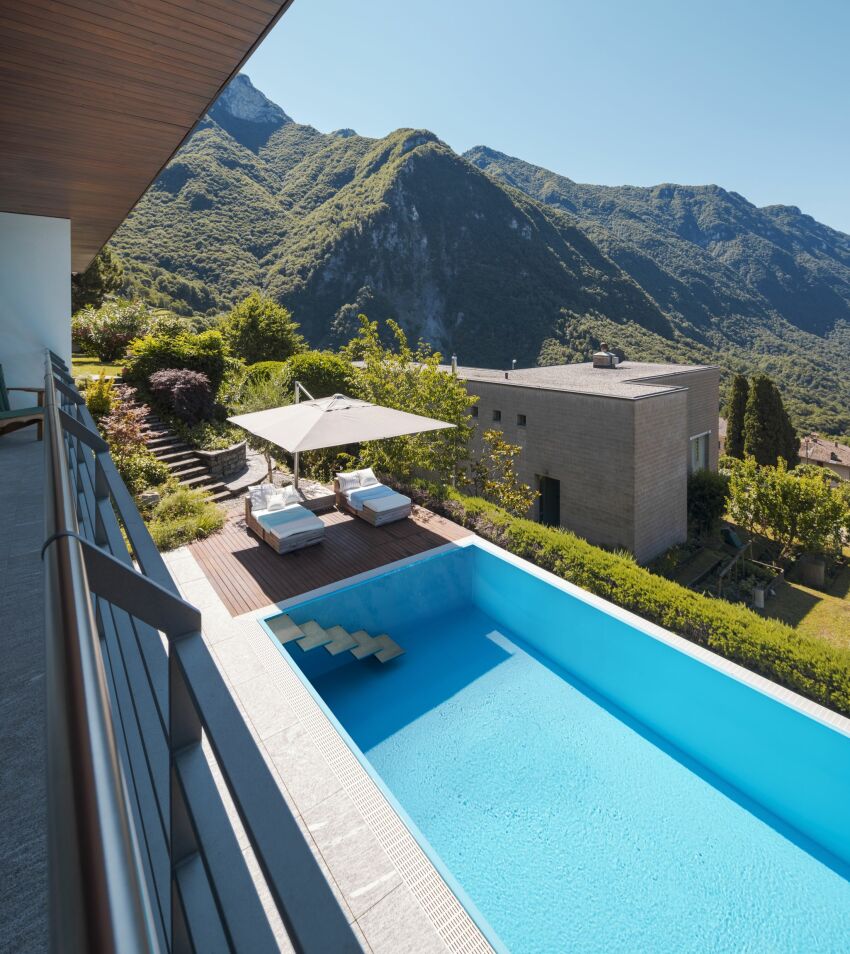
[{"x1": 228, "y1": 392, "x2": 455, "y2": 486}]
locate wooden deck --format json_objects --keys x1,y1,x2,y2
[{"x1": 189, "y1": 505, "x2": 472, "y2": 616}]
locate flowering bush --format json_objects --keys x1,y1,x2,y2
[
  {"x1": 148, "y1": 369, "x2": 214, "y2": 425},
  {"x1": 72, "y1": 299, "x2": 155, "y2": 362}
]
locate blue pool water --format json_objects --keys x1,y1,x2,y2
[{"x1": 266, "y1": 542, "x2": 850, "y2": 954}]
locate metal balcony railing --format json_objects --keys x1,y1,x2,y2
[{"x1": 42, "y1": 352, "x2": 359, "y2": 953}]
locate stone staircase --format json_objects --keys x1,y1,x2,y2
[
  {"x1": 270, "y1": 614, "x2": 405, "y2": 663},
  {"x1": 140, "y1": 412, "x2": 232, "y2": 503}
]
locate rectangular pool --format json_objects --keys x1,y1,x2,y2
[{"x1": 263, "y1": 539, "x2": 850, "y2": 954}]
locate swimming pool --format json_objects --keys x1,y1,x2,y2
[{"x1": 263, "y1": 539, "x2": 850, "y2": 954}]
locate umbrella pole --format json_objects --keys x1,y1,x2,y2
[{"x1": 292, "y1": 380, "x2": 314, "y2": 492}]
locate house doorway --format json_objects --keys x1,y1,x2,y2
[{"x1": 538, "y1": 476, "x2": 560, "y2": 527}]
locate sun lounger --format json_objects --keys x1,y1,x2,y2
[
  {"x1": 334, "y1": 469, "x2": 412, "y2": 526},
  {"x1": 245, "y1": 484, "x2": 325, "y2": 553}
]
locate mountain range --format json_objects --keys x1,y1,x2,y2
[{"x1": 110, "y1": 74, "x2": 850, "y2": 434}]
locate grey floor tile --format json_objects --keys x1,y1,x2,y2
[
  {"x1": 264, "y1": 722, "x2": 342, "y2": 814},
  {"x1": 358, "y1": 883, "x2": 449, "y2": 954},
  {"x1": 303, "y1": 789, "x2": 401, "y2": 919}
]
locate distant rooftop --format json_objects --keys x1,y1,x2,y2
[
  {"x1": 800, "y1": 435, "x2": 850, "y2": 467},
  {"x1": 446, "y1": 360, "x2": 716, "y2": 400}
]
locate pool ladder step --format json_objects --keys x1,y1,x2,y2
[{"x1": 269, "y1": 615, "x2": 404, "y2": 664}]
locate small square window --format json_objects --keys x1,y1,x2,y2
[
  {"x1": 492, "y1": 410, "x2": 501, "y2": 423},
  {"x1": 517, "y1": 414, "x2": 527, "y2": 427},
  {"x1": 471, "y1": 406, "x2": 478, "y2": 418}
]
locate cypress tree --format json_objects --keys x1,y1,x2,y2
[
  {"x1": 725, "y1": 374, "x2": 748, "y2": 458},
  {"x1": 743, "y1": 375, "x2": 798, "y2": 466}
]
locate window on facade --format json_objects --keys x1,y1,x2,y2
[
  {"x1": 689, "y1": 432, "x2": 710, "y2": 473},
  {"x1": 517, "y1": 414, "x2": 527, "y2": 427},
  {"x1": 492, "y1": 410, "x2": 501, "y2": 422},
  {"x1": 471, "y1": 406, "x2": 478, "y2": 418}
]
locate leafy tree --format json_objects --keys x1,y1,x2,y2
[
  {"x1": 727, "y1": 457, "x2": 847, "y2": 559},
  {"x1": 220, "y1": 293, "x2": 306, "y2": 364},
  {"x1": 687, "y1": 469, "x2": 729, "y2": 536},
  {"x1": 344, "y1": 315, "x2": 474, "y2": 483},
  {"x1": 469, "y1": 429, "x2": 539, "y2": 517},
  {"x1": 743, "y1": 375, "x2": 798, "y2": 467},
  {"x1": 725, "y1": 374, "x2": 748, "y2": 459},
  {"x1": 72, "y1": 247, "x2": 125, "y2": 313},
  {"x1": 278, "y1": 351, "x2": 356, "y2": 399}
]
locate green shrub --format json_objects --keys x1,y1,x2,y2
[
  {"x1": 277, "y1": 351, "x2": 356, "y2": 399},
  {"x1": 219, "y1": 293, "x2": 306, "y2": 364},
  {"x1": 85, "y1": 374, "x2": 116, "y2": 419},
  {"x1": 115, "y1": 451, "x2": 170, "y2": 497},
  {"x1": 687, "y1": 469, "x2": 729, "y2": 536},
  {"x1": 147, "y1": 486, "x2": 225, "y2": 551},
  {"x1": 245, "y1": 360, "x2": 287, "y2": 383},
  {"x1": 403, "y1": 483, "x2": 850, "y2": 717},
  {"x1": 124, "y1": 330, "x2": 229, "y2": 394}
]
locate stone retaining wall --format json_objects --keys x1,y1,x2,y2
[{"x1": 195, "y1": 441, "x2": 246, "y2": 478}]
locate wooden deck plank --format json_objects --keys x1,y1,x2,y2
[{"x1": 189, "y1": 505, "x2": 472, "y2": 617}]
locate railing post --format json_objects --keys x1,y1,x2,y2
[{"x1": 169, "y1": 642, "x2": 203, "y2": 953}]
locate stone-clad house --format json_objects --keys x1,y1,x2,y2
[{"x1": 454, "y1": 351, "x2": 720, "y2": 563}]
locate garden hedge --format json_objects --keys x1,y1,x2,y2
[{"x1": 408, "y1": 484, "x2": 850, "y2": 718}]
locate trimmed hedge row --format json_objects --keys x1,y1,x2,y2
[{"x1": 408, "y1": 484, "x2": 850, "y2": 718}]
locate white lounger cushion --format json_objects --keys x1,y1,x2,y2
[
  {"x1": 257, "y1": 505, "x2": 323, "y2": 538},
  {"x1": 336, "y1": 471, "x2": 360, "y2": 493},
  {"x1": 362, "y1": 491, "x2": 411, "y2": 514}
]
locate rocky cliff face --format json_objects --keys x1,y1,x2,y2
[{"x1": 207, "y1": 74, "x2": 291, "y2": 152}]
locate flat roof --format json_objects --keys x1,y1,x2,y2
[{"x1": 449, "y1": 360, "x2": 717, "y2": 400}]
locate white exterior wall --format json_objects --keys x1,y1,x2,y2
[{"x1": 0, "y1": 212, "x2": 71, "y2": 404}]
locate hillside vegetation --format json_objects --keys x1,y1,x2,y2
[{"x1": 111, "y1": 74, "x2": 850, "y2": 434}]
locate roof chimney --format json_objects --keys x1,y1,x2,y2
[
  {"x1": 450, "y1": 354, "x2": 457, "y2": 376},
  {"x1": 592, "y1": 341, "x2": 619, "y2": 369}
]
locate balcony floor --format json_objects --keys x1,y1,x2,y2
[
  {"x1": 189, "y1": 504, "x2": 471, "y2": 616},
  {"x1": 0, "y1": 427, "x2": 47, "y2": 952}
]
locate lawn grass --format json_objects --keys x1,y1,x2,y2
[
  {"x1": 762, "y1": 565, "x2": 850, "y2": 652},
  {"x1": 72, "y1": 354, "x2": 124, "y2": 379}
]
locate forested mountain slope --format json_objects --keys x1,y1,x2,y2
[{"x1": 111, "y1": 75, "x2": 850, "y2": 433}]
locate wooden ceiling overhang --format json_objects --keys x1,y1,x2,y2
[{"x1": 0, "y1": 0, "x2": 292, "y2": 271}]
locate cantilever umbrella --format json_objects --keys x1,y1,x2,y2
[{"x1": 228, "y1": 391, "x2": 455, "y2": 488}]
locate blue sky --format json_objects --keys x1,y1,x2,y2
[{"x1": 245, "y1": 0, "x2": 849, "y2": 233}]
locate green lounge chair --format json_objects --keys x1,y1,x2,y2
[{"x1": 0, "y1": 364, "x2": 44, "y2": 441}]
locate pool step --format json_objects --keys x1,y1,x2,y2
[
  {"x1": 267, "y1": 614, "x2": 305, "y2": 645},
  {"x1": 324, "y1": 625, "x2": 358, "y2": 655},
  {"x1": 270, "y1": 614, "x2": 404, "y2": 663},
  {"x1": 348, "y1": 630, "x2": 404, "y2": 662},
  {"x1": 297, "y1": 620, "x2": 334, "y2": 651}
]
